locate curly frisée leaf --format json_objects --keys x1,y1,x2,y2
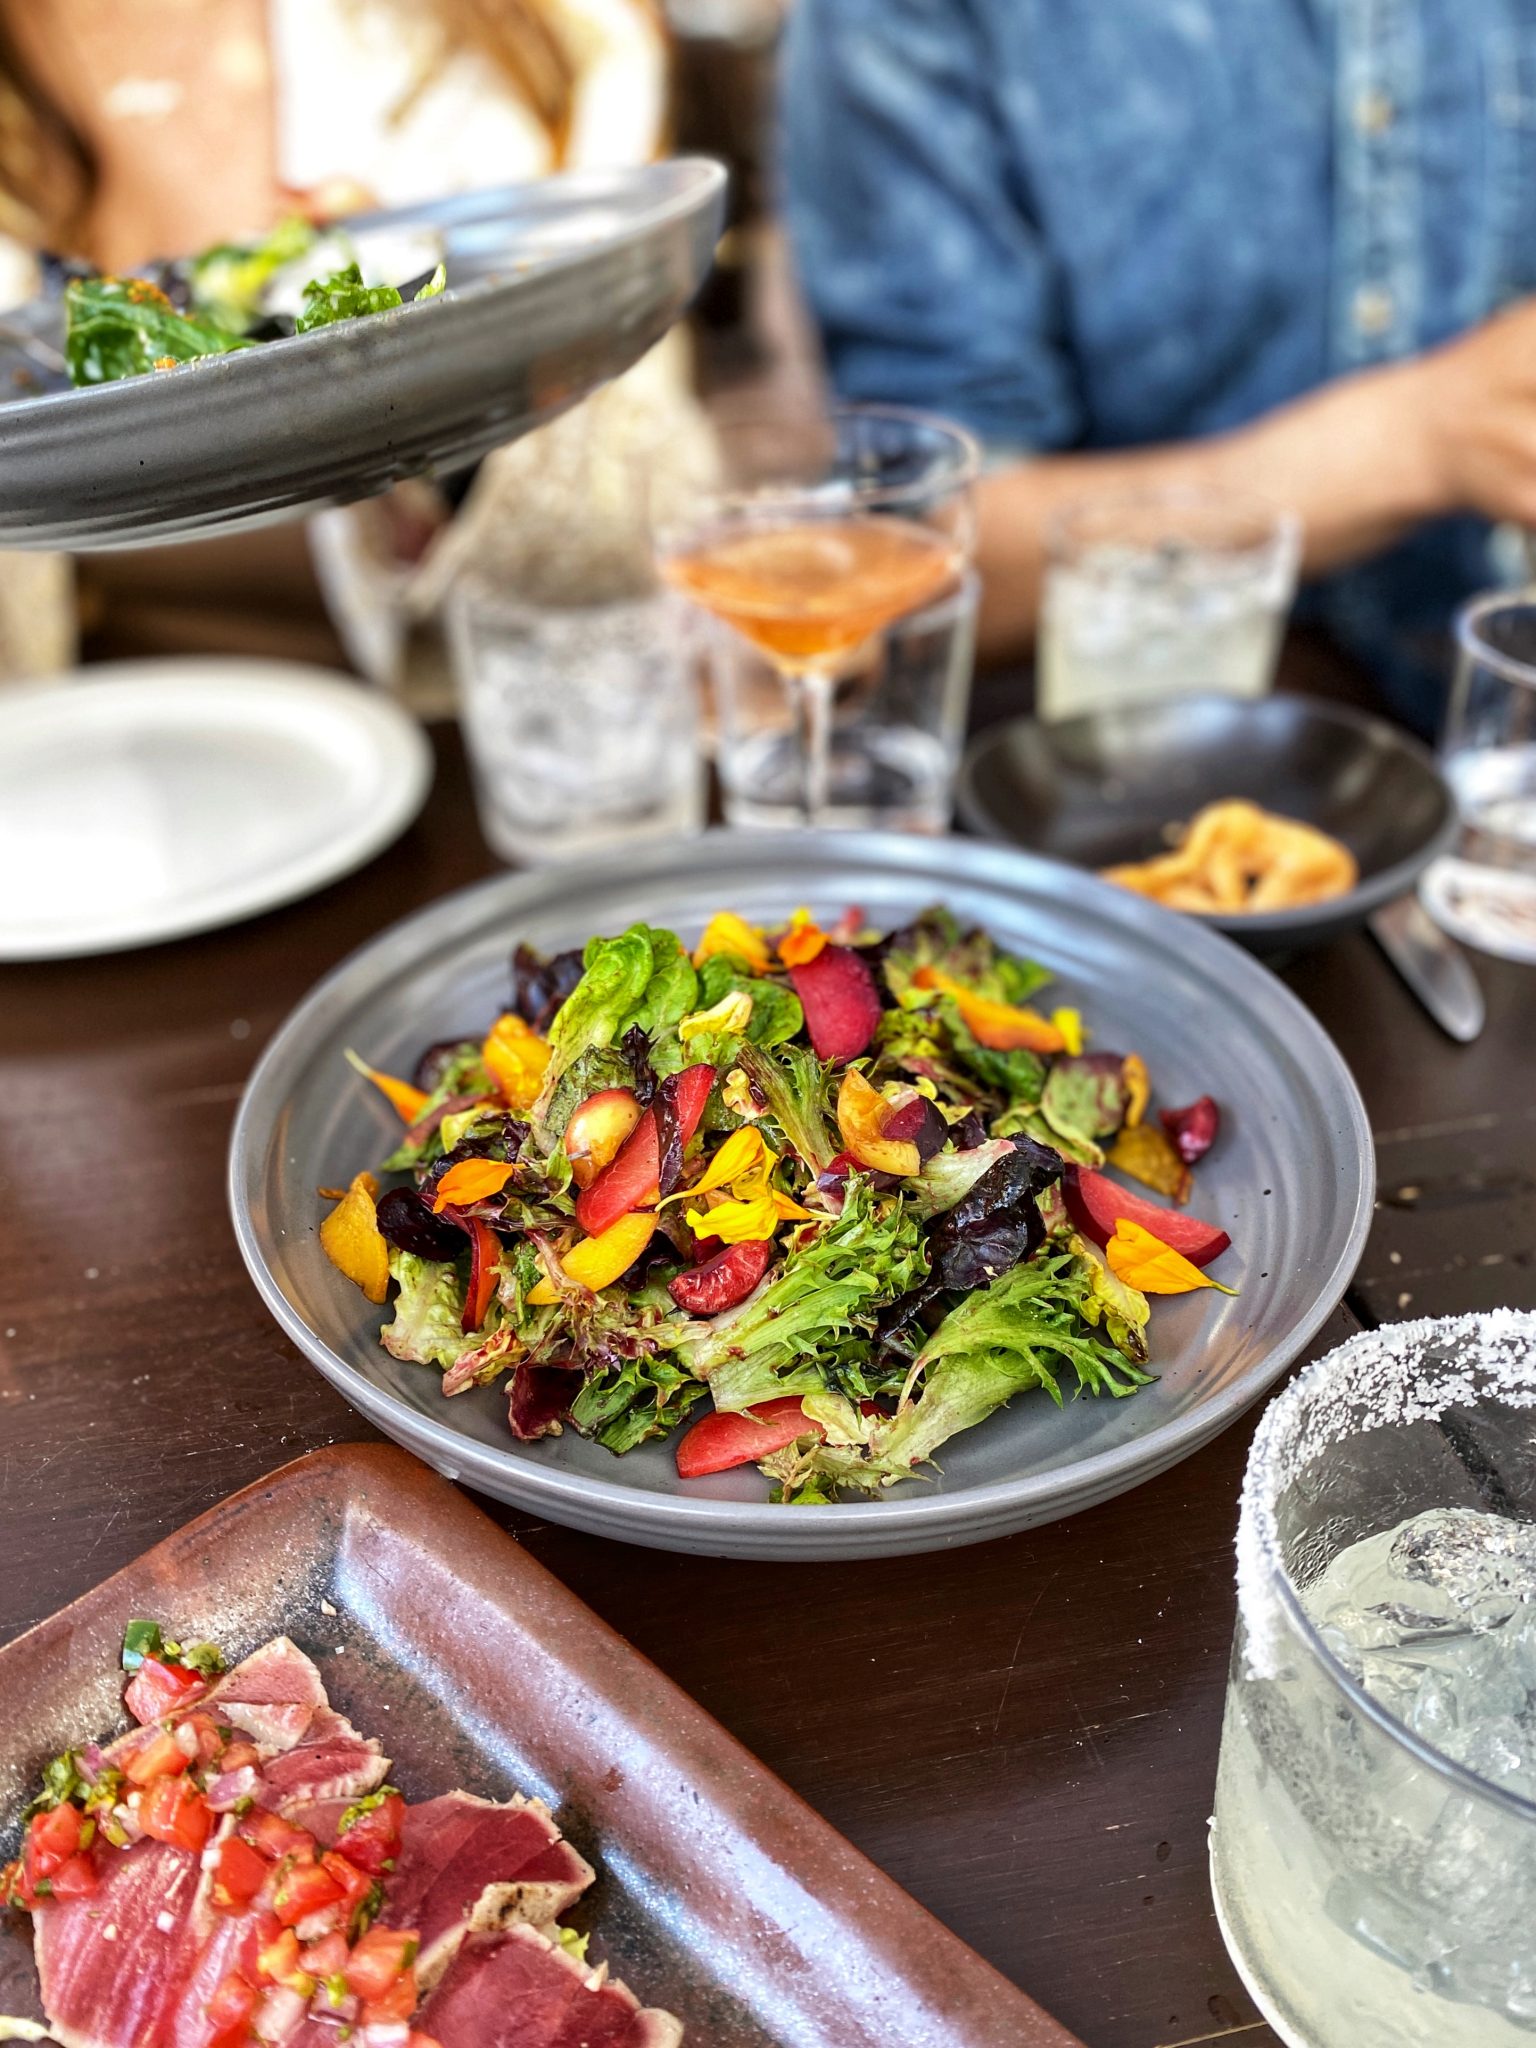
[
  {"x1": 733, "y1": 1039, "x2": 839, "y2": 1174},
  {"x1": 763, "y1": 1252, "x2": 1153, "y2": 1498}
]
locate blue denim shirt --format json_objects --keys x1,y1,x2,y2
[{"x1": 781, "y1": 0, "x2": 1536, "y2": 728}]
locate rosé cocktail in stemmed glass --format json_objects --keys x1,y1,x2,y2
[{"x1": 656, "y1": 402, "x2": 978, "y2": 823}]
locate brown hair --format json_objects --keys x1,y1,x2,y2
[{"x1": 385, "y1": 0, "x2": 579, "y2": 165}]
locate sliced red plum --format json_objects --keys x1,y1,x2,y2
[
  {"x1": 33, "y1": 1839, "x2": 201, "y2": 2048},
  {"x1": 787, "y1": 944, "x2": 883, "y2": 1062},
  {"x1": 418, "y1": 1922, "x2": 682, "y2": 2048}
]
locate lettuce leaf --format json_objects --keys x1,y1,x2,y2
[
  {"x1": 294, "y1": 261, "x2": 444, "y2": 332},
  {"x1": 379, "y1": 1249, "x2": 476, "y2": 1370},
  {"x1": 64, "y1": 276, "x2": 254, "y2": 385},
  {"x1": 543, "y1": 926, "x2": 696, "y2": 1108},
  {"x1": 622, "y1": 927, "x2": 698, "y2": 1037},
  {"x1": 1039, "y1": 1053, "x2": 1129, "y2": 1152},
  {"x1": 880, "y1": 907, "x2": 1051, "y2": 1007},
  {"x1": 569, "y1": 1353, "x2": 707, "y2": 1452},
  {"x1": 733, "y1": 1039, "x2": 838, "y2": 1173},
  {"x1": 188, "y1": 215, "x2": 318, "y2": 330},
  {"x1": 906, "y1": 1139, "x2": 1019, "y2": 1219},
  {"x1": 760, "y1": 1251, "x2": 1152, "y2": 1499},
  {"x1": 696, "y1": 955, "x2": 804, "y2": 1046},
  {"x1": 683, "y1": 1179, "x2": 927, "y2": 1412}
]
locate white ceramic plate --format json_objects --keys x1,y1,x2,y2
[{"x1": 0, "y1": 659, "x2": 432, "y2": 959}]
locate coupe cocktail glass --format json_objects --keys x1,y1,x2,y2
[{"x1": 656, "y1": 402, "x2": 977, "y2": 823}]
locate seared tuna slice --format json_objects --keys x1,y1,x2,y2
[
  {"x1": 32, "y1": 1840, "x2": 201, "y2": 2048},
  {"x1": 198, "y1": 1635, "x2": 327, "y2": 1750},
  {"x1": 419, "y1": 1923, "x2": 683, "y2": 2047},
  {"x1": 385, "y1": 1791, "x2": 594, "y2": 1985},
  {"x1": 256, "y1": 1705, "x2": 388, "y2": 1812}
]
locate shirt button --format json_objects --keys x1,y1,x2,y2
[
  {"x1": 1353, "y1": 285, "x2": 1396, "y2": 336},
  {"x1": 1354, "y1": 88, "x2": 1395, "y2": 133}
]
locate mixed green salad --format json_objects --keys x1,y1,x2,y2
[
  {"x1": 60, "y1": 216, "x2": 446, "y2": 386},
  {"x1": 320, "y1": 906, "x2": 1237, "y2": 1504}
]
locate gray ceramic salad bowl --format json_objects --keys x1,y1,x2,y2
[{"x1": 229, "y1": 830, "x2": 1373, "y2": 1559}]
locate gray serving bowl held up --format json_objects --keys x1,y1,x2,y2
[
  {"x1": 0, "y1": 160, "x2": 725, "y2": 550},
  {"x1": 957, "y1": 695, "x2": 1458, "y2": 950}
]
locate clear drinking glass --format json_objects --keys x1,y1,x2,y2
[
  {"x1": 707, "y1": 570, "x2": 978, "y2": 831},
  {"x1": 1038, "y1": 486, "x2": 1299, "y2": 721},
  {"x1": 449, "y1": 578, "x2": 704, "y2": 865},
  {"x1": 1419, "y1": 593, "x2": 1536, "y2": 963},
  {"x1": 1211, "y1": 1310, "x2": 1536, "y2": 2048},
  {"x1": 654, "y1": 401, "x2": 978, "y2": 824}
]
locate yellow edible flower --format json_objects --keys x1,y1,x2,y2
[
  {"x1": 679, "y1": 990, "x2": 754, "y2": 1045},
  {"x1": 319, "y1": 1171, "x2": 390, "y2": 1304},
  {"x1": 1122, "y1": 1052, "x2": 1151, "y2": 1127},
  {"x1": 1105, "y1": 1219, "x2": 1236, "y2": 1296},
  {"x1": 692, "y1": 911, "x2": 771, "y2": 974},
  {"x1": 1052, "y1": 1007, "x2": 1085, "y2": 1057},
  {"x1": 669, "y1": 1125, "x2": 813, "y2": 1243},
  {"x1": 722, "y1": 1067, "x2": 764, "y2": 1119},
  {"x1": 482, "y1": 1013, "x2": 551, "y2": 1110}
]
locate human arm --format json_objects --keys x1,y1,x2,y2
[{"x1": 973, "y1": 302, "x2": 1536, "y2": 659}]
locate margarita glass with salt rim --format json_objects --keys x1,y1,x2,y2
[{"x1": 1211, "y1": 1310, "x2": 1536, "y2": 2048}]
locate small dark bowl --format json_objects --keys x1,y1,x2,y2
[{"x1": 957, "y1": 694, "x2": 1459, "y2": 950}]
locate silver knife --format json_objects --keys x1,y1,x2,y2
[{"x1": 1368, "y1": 895, "x2": 1486, "y2": 1043}]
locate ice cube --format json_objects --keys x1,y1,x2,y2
[{"x1": 1390, "y1": 1508, "x2": 1536, "y2": 1630}]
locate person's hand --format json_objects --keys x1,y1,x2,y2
[{"x1": 1416, "y1": 298, "x2": 1536, "y2": 528}]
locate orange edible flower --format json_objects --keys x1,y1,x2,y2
[
  {"x1": 319, "y1": 1171, "x2": 390, "y2": 1304},
  {"x1": 911, "y1": 967, "x2": 1067, "y2": 1054},
  {"x1": 693, "y1": 911, "x2": 772, "y2": 974},
  {"x1": 344, "y1": 1049, "x2": 430, "y2": 1124},
  {"x1": 1122, "y1": 1052, "x2": 1151, "y2": 1128},
  {"x1": 777, "y1": 907, "x2": 829, "y2": 968},
  {"x1": 527, "y1": 1211, "x2": 658, "y2": 1304},
  {"x1": 482, "y1": 1013, "x2": 551, "y2": 1110},
  {"x1": 1104, "y1": 1219, "x2": 1236, "y2": 1296},
  {"x1": 431, "y1": 1158, "x2": 515, "y2": 1213}
]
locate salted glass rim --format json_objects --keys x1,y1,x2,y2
[
  {"x1": 1456, "y1": 590, "x2": 1536, "y2": 695},
  {"x1": 1237, "y1": 1308, "x2": 1536, "y2": 1824},
  {"x1": 686, "y1": 397, "x2": 983, "y2": 511}
]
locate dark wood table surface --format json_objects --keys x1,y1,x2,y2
[{"x1": 2, "y1": 648, "x2": 1531, "y2": 2048}]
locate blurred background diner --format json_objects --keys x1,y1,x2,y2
[{"x1": 1, "y1": 0, "x2": 1534, "y2": 966}]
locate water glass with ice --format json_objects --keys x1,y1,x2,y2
[
  {"x1": 449, "y1": 579, "x2": 704, "y2": 866},
  {"x1": 1038, "y1": 486, "x2": 1299, "y2": 721},
  {"x1": 1211, "y1": 1310, "x2": 1536, "y2": 2048},
  {"x1": 1419, "y1": 592, "x2": 1536, "y2": 963},
  {"x1": 707, "y1": 571, "x2": 978, "y2": 831}
]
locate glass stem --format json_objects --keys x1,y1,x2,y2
[{"x1": 795, "y1": 666, "x2": 835, "y2": 826}]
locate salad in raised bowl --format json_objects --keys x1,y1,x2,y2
[{"x1": 319, "y1": 906, "x2": 1237, "y2": 1503}]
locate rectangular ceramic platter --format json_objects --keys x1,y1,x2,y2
[{"x1": 0, "y1": 1444, "x2": 1082, "y2": 2048}]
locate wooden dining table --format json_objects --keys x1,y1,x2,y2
[{"x1": 2, "y1": 636, "x2": 1531, "y2": 2048}]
